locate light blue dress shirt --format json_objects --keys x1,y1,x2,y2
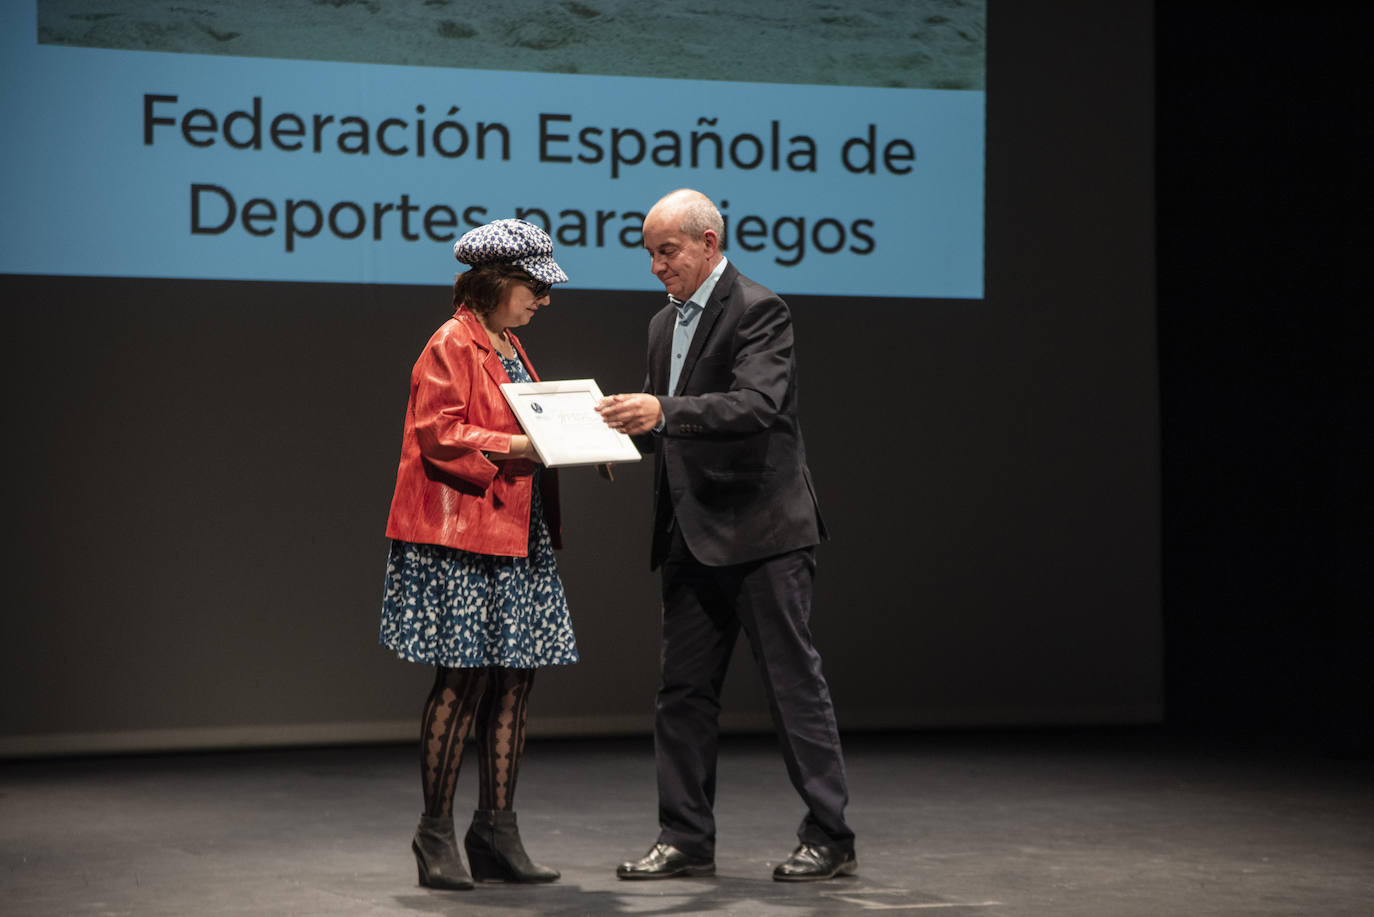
[
  {"x1": 652, "y1": 257, "x2": 729, "y2": 435},
  {"x1": 667, "y1": 256, "x2": 729, "y2": 396}
]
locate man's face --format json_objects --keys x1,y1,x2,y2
[{"x1": 642, "y1": 210, "x2": 718, "y2": 301}]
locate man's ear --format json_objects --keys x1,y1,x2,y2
[{"x1": 702, "y1": 229, "x2": 720, "y2": 255}]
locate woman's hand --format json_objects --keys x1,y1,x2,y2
[
  {"x1": 488, "y1": 435, "x2": 540, "y2": 463},
  {"x1": 510, "y1": 435, "x2": 540, "y2": 463}
]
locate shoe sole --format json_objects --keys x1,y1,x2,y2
[
  {"x1": 617, "y1": 864, "x2": 716, "y2": 880},
  {"x1": 772, "y1": 859, "x2": 858, "y2": 882}
]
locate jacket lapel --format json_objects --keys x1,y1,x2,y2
[
  {"x1": 673, "y1": 264, "x2": 734, "y2": 396},
  {"x1": 648, "y1": 306, "x2": 674, "y2": 395},
  {"x1": 457, "y1": 306, "x2": 513, "y2": 386}
]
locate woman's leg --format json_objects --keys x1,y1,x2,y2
[
  {"x1": 421, "y1": 665, "x2": 490, "y2": 818},
  {"x1": 474, "y1": 666, "x2": 535, "y2": 811},
  {"x1": 412, "y1": 665, "x2": 489, "y2": 891},
  {"x1": 464, "y1": 667, "x2": 559, "y2": 882}
]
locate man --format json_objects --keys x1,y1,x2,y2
[{"x1": 596, "y1": 189, "x2": 856, "y2": 882}]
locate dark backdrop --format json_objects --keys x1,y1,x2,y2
[
  {"x1": 1156, "y1": 2, "x2": 1372, "y2": 753},
  {"x1": 1, "y1": 2, "x2": 1166, "y2": 756}
]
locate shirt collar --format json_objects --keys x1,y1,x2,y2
[{"x1": 668, "y1": 256, "x2": 729, "y2": 313}]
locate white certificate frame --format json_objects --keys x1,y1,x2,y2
[{"x1": 499, "y1": 379, "x2": 643, "y2": 468}]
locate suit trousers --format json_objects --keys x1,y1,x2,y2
[{"x1": 654, "y1": 530, "x2": 854, "y2": 859}]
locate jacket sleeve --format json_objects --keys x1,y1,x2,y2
[
  {"x1": 660, "y1": 294, "x2": 793, "y2": 438},
  {"x1": 411, "y1": 334, "x2": 514, "y2": 489}
]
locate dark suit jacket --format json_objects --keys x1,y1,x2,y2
[{"x1": 643, "y1": 262, "x2": 825, "y2": 569}]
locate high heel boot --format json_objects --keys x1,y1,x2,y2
[
  {"x1": 463, "y1": 809, "x2": 560, "y2": 883},
  {"x1": 412, "y1": 815, "x2": 474, "y2": 890}
]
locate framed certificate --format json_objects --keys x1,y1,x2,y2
[{"x1": 499, "y1": 379, "x2": 643, "y2": 468}]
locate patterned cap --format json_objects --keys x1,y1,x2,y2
[{"x1": 453, "y1": 219, "x2": 569, "y2": 284}]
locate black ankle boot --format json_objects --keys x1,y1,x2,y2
[
  {"x1": 412, "y1": 815, "x2": 474, "y2": 890},
  {"x1": 464, "y1": 809, "x2": 560, "y2": 883}
]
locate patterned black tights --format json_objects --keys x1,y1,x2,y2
[{"x1": 419, "y1": 666, "x2": 536, "y2": 819}]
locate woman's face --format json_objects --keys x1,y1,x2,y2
[{"x1": 488, "y1": 279, "x2": 551, "y2": 331}]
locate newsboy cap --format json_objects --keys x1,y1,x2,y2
[{"x1": 453, "y1": 219, "x2": 569, "y2": 284}]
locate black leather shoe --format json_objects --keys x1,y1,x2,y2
[
  {"x1": 617, "y1": 843, "x2": 715, "y2": 880},
  {"x1": 772, "y1": 843, "x2": 858, "y2": 881}
]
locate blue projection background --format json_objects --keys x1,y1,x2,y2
[{"x1": 2, "y1": 3, "x2": 984, "y2": 298}]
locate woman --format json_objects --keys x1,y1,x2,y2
[{"x1": 380, "y1": 219, "x2": 576, "y2": 890}]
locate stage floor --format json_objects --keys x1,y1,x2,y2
[{"x1": 2, "y1": 731, "x2": 1371, "y2": 916}]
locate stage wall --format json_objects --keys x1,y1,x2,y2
[{"x1": 0, "y1": 1, "x2": 1158, "y2": 755}]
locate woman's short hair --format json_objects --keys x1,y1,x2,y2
[{"x1": 453, "y1": 263, "x2": 537, "y2": 315}]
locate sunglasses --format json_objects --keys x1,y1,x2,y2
[{"x1": 527, "y1": 280, "x2": 552, "y2": 298}]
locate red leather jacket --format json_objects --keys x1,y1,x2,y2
[{"x1": 384, "y1": 305, "x2": 561, "y2": 557}]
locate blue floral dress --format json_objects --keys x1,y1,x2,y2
[{"x1": 378, "y1": 353, "x2": 578, "y2": 669}]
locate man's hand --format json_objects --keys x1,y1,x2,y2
[{"x1": 596, "y1": 393, "x2": 663, "y2": 436}]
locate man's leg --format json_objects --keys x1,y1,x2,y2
[
  {"x1": 734, "y1": 547, "x2": 854, "y2": 849},
  {"x1": 653, "y1": 552, "x2": 740, "y2": 860}
]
